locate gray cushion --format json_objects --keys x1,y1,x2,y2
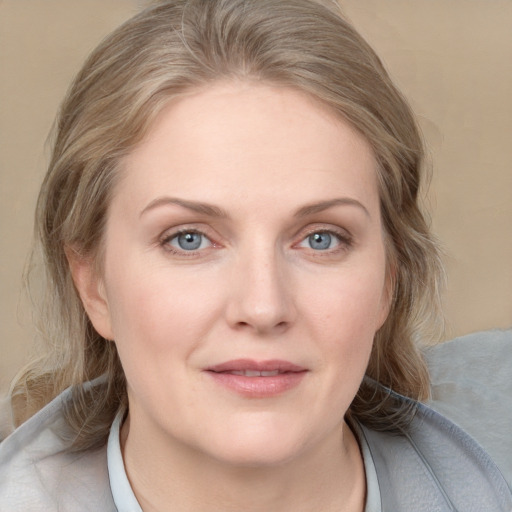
[{"x1": 425, "y1": 329, "x2": 512, "y2": 489}]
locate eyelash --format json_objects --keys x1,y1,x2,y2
[
  {"x1": 160, "y1": 228, "x2": 214, "y2": 257},
  {"x1": 159, "y1": 226, "x2": 353, "y2": 257},
  {"x1": 296, "y1": 227, "x2": 353, "y2": 255}
]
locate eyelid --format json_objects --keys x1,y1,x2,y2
[
  {"x1": 169, "y1": 230, "x2": 212, "y2": 250},
  {"x1": 295, "y1": 223, "x2": 353, "y2": 242},
  {"x1": 159, "y1": 225, "x2": 219, "y2": 256},
  {"x1": 293, "y1": 224, "x2": 354, "y2": 253}
]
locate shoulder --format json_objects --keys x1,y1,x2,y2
[
  {"x1": 0, "y1": 387, "x2": 115, "y2": 511},
  {"x1": 424, "y1": 329, "x2": 512, "y2": 488}
]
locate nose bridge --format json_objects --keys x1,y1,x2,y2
[{"x1": 228, "y1": 237, "x2": 294, "y2": 333}]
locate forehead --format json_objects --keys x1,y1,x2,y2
[{"x1": 114, "y1": 81, "x2": 379, "y2": 216}]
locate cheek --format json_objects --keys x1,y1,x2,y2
[
  {"x1": 103, "y1": 264, "x2": 212, "y2": 407},
  {"x1": 103, "y1": 254, "x2": 224, "y2": 357},
  {"x1": 308, "y1": 266, "x2": 388, "y2": 333},
  {"x1": 301, "y1": 259, "x2": 388, "y2": 371},
  {"x1": 295, "y1": 272, "x2": 384, "y2": 426}
]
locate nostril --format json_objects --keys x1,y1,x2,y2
[{"x1": 233, "y1": 320, "x2": 289, "y2": 334}]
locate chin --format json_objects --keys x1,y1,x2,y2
[
  {"x1": 195, "y1": 417, "x2": 316, "y2": 468},
  {"x1": 211, "y1": 441, "x2": 304, "y2": 469}
]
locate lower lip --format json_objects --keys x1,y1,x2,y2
[{"x1": 205, "y1": 371, "x2": 307, "y2": 398}]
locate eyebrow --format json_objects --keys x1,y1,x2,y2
[
  {"x1": 294, "y1": 198, "x2": 370, "y2": 218},
  {"x1": 139, "y1": 197, "x2": 228, "y2": 218},
  {"x1": 139, "y1": 196, "x2": 370, "y2": 219}
]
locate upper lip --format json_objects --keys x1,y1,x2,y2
[{"x1": 206, "y1": 359, "x2": 307, "y2": 373}]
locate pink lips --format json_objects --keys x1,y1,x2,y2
[{"x1": 205, "y1": 359, "x2": 307, "y2": 398}]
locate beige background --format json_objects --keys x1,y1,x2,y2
[{"x1": 1, "y1": 1, "x2": 511, "y2": 393}]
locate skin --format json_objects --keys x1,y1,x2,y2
[{"x1": 71, "y1": 82, "x2": 391, "y2": 512}]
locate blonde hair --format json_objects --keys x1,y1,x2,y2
[{"x1": 12, "y1": 0, "x2": 443, "y2": 450}]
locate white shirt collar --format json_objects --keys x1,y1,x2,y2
[{"x1": 107, "y1": 410, "x2": 143, "y2": 512}]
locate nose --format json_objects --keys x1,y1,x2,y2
[{"x1": 225, "y1": 245, "x2": 296, "y2": 336}]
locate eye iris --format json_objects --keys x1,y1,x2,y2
[
  {"x1": 309, "y1": 232, "x2": 331, "y2": 250},
  {"x1": 177, "y1": 232, "x2": 202, "y2": 250}
]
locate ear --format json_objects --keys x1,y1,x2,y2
[{"x1": 65, "y1": 246, "x2": 114, "y2": 340}]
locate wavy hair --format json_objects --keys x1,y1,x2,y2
[{"x1": 11, "y1": 0, "x2": 443, "y2": 451}]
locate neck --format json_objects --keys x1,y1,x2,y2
[{"x1": 121, "y1": 415, "x2": 365, "y2": 512}]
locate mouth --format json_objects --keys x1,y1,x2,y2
[
  {"x1": 216, "y1": 369, "x2": 284, "y2": 377},
  {"x1": 207, "y1": 359, "x2": 306, "y2": 373},
  {"x1": 204, "y1": 359, "x2": 308, "y2": 397}
]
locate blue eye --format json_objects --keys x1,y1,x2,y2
[
  {"x1": 168, "y1": 231, "x2": 211, "y2": 251},
  {"x1": 299, "y1": 231, "x2": 341, "y2": 251},
  {"x1": 308, "y1": 232, "x2": 333, "y2": 250}
]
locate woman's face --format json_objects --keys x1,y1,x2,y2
[{"x1": 84, "y1": 82, "x2": 390, "y2": 466}]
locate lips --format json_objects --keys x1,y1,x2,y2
[
  {"x1": 205, "y1": 359, "x2": 307, "y2": 397},
  {"x1": 208, "y1": 358, "x2": 305, "y2": 371},
  {"x1": 221, "y1": 370, "x2": 281, "y2": 377}
]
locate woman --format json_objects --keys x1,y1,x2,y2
[{"x1": 0, "y1": 0, "x2": 510, "y2": 510}]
